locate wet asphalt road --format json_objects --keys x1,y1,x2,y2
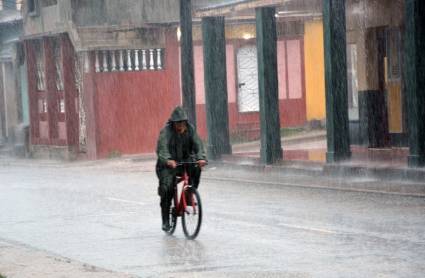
[{"x1": 0, "y1": 161, "x2": 424, "y2": 277}]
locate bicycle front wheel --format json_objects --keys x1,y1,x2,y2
[{"x1": 182, "y1": 187, "x2": 202, "y2": 239}]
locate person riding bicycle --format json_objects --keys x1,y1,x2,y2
[{"x1": 156, "y1": 106, "x2": 207, "y2": 231}]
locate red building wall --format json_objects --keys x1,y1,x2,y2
[{"x1": 84, "y1": 29, "x2": 181, "y2": 159}]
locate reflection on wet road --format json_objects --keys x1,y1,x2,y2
[{"x1": 0, "y1": 164, "x2": 424, "y2": 277}]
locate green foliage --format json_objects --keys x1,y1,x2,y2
[
  {"x1": 0, "y1": 274, "x2": 7, "y2": 278},
  {"x1": 280, "y1": 127, "x2": 305, "y2": 137},
  {"x1": 230, "y1": 127, "x2": 306, "y2": 144},
  {"x1": 107, "y1": 150, "x2": 122, "y2": 158},
  {"x1": 229, "y1": 131, "x2": 259, "y2": 144}
]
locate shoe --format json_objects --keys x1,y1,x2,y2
[
  {"x1": 161, "y1": 206, "x2": 170, "y2": 231},
  {"x1": 162, "y1": 223, "x2": 171, "y2": 231}
]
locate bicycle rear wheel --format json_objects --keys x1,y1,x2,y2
[
  {"x1": 182, "y1": 187, "x2": 202, "y2": 239},
  {"x1": 165, "y1": 199, "x2": 177, "y2": 235}
]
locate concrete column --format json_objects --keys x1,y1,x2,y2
[
  {"x1": 323, "y1": 0, "x2": 351, "y2": 162},
  {"x1": 405, "y1": 0, "x2": 425, "y2": 167},
  {"x1": 201, "y1": 16, "x2": 232, "y2": 160},
  {"x1": 180, "y1": 0, "x2": 196, "y2": 128},
  {"x1": 255, "y1": 7, "x2": 282, "y2": 164},
  {"x1": 0, "y1": 64, "x2": 6, "y2": 141}
]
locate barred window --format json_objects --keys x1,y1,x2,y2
[
  {"x1": 34, "y1": 40, "x2": 46, "y2": 91},
  {"x1": 53, "y1": 38, "x2": 64, "y2": 91},
  {"x1": 387, "y1": 29, "x2": 401, "y2": 81},
  {"x1": 16, "y1": 0, "x2": 22, "y2": 10},
  {"x1": 42, "y1": 0, "x2": 57, "y2": 7},
  {"x1": 28, "y1": 0, "x2": 39, "y2": 14}
]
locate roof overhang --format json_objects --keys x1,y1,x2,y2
[
  {"x1": 194, "y1": 0, "x2": 287, "y2": 17},
  {"x1": 193, "y1": 0, "x2": 322, "y2": 22}
]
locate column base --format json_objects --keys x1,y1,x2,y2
[
  {"x1": 207, "y1": 143, "x2": 232, "y2": 161},
  {"x1": 261, "y1": 147, "x2": 283, "y2": 165},
  {"x1": 326, "y1": 151, "x2": 351, "y2": 163},
  {"x1": 408, "y1": 154, "x2": 425, "y2": 168}
]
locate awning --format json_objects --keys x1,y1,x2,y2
[{"x1": 194, "y1": 0, "x2": 286, "y2": 17}]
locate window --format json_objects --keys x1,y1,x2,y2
[
  {"x1": 0, "y1": 0, "x2": 22, "y2": 10},
  {"x1": 16, "y1": 0, "x2": 22, "y2": 10},
  {"x1": 53, "y1": 38, "x2": 64, "y2": 91},
  {"x1": 347, "y1": 44, "x2": 359, "y2": 120},
  {"x1": 28, "y1": 0, "x2": 39, "y2": 15},
  {"x1": 59, "y1": 99, "x2": 65, "y2": 113},
  {"x1": 34, "y1": 40, "x2": 46, "y2": 91},
  {"x1": 347, "y1": 44, "x2": 358, "y2": 109},
  {"x1": 38, "y1": 99, "x2": 47, "y2": 113},
  {"x1": 386, "y1": 29, "x2": 401, "y2": 81},
  {"x1": 41, "y1": 0, "x2": 57, "y2": 7}
]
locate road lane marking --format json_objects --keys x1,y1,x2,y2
[
  {"x1": 106, "y1": 197, "x2": 145, "y2": 206},
  {"x1": 277, "y1": 223, "x2": 338, "y2": 234}
]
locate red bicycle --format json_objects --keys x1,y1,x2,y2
[{"x1": 165, "y1": 162, "x2": 203, "y2": 239}]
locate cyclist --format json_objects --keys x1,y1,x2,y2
[{"x1": 156, "y1": 106, "x2": 207, "y2": 231}]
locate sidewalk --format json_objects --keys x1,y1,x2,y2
[
  {"x1": 0, "y1": 239, "x2": 135, "y2": 278},
  {"x1": 219, "y1": 129, "x2": 425, "y2": 194}
]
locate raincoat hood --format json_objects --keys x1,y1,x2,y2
[{"x1": 169, "y1": 106, "x2": 188, "y2": 122}]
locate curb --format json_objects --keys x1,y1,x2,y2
[
  {"x1": 219, "y1": 155, "x2": 425, "y2": 182},
  {"x1": 323, "y1": 163, "x2": 425, "y2": 183},
  {"x1": 209, "y1": 160, "x2": 425, "y2": 197}
]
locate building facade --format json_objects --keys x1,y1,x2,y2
[
  {"x1": 0, "y1": 0, "x2": 27, "y2": 156},
  {"x1": 20, "y1": 0, "x2": 425, "y2": 166},
  {"x1": 191, "y1": 0, "x2": 425, "y2": 165},
  {"x1": 192, "y1": 0, "x2": 325, "y2": 141},
  {"x1": 22, "y1": 0, "x2": 181, "y2": 159}
]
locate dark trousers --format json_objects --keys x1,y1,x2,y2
[{"x1": 156, "y1": 164, "x2": 201, "y2": 210}]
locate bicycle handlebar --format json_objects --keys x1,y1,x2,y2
[{"x1": 175, "y1": 161, "x2": 208, "y2": 166}]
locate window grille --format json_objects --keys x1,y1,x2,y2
[
  {"x1": 34, "y1": 40, "x2": 46, "y2": 91},
  {"x1": 387, "y1": 29, "x2": 401, "y2": 81},
  {"x1": 59, "y1": 99, "x2": 65, "y2": 113},
  {"x1": 52, "y1": 38, "x2": 64, "y2": 91},
  {"x1": 28, "y1": 0, "x2": 39, "y2": 14},
  {"x1": 0, "y1": 0, "x2": 23, "y2": 10},
  {"x1": 41, "y1": 0, "x2": 57, "y2": 7},
  {"x1": 38, "y1": 99, "x2": 47, "y2": 113}
]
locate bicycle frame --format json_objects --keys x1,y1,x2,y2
[
  {"x1": 173, "y1": 164, "x2": 197, "y2": 217},
  {"x1": 166, "y1": 161, "x2": 203, "y2": 239}
]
